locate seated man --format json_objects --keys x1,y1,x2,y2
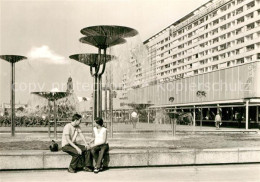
[{"x1": 62, "y1": 113, "x2": 93, "y2": 173}]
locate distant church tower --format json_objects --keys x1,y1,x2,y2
[{"x1": 66, "y1": 77, "x2": 74, "y2": 93}]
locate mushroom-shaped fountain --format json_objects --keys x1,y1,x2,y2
[
  {"x1": 70, "y1": 25, "x2": 138, "y2": 138},
  {"x1": 76, "y1": 26, "x2": 138, "y2": 119},
  {"x1": 69, "y1": 53, "x2": 114, "y2": 120},
  {"x1": 31, "y1": 89, "x2": 70, "y2": 139},
  {"x1": 0, "y1": 55, "x2": 27, "y2": 136}
]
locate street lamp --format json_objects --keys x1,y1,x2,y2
[
  {"x1": 168, "y1": 97, "x2": 176, "y2": 136},
  {"x1": 196, "y1": 90, "x2": 206, "y2": 129},
  {"x1": 0, "y1": 55, "x2": 27, "y2": 136}
]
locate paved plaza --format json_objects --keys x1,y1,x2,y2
[{"x1": 1, "y1": 164, "x2": 260, "y2": 182}]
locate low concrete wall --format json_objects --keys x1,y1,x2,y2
[{"x1": 0, "y1": 148, "x2": 260, "y2": 170}]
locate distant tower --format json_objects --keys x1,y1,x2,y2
[{"x1": 66, "y1": 77, "x2": 74, "y2": 93}]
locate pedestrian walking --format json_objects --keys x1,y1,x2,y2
[{"x1": 215, "y1": 112, "x2": 222, "y2": 129}]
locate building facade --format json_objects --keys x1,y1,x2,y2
[{"x1": 128, "y1": 0, "x2": 260, "y2": 128}]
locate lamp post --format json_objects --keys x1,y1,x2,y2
[
  {"x1": 0, "y1": 55, "x2": 27, "y2": 136},
  {"x1": 168, "y1": 97, "x2": 176, "y2": 136},
  {"x1": 196, "y1": 90, "x2": 206, "y2": 129}
]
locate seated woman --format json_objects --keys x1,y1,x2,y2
[{"x1": 89, "y1": 117, "x2": 109, "y2": 173}]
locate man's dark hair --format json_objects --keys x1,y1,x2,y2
[
  {"x1": 72, "y1": 113, "x2": 82, "y2": 121},
  {"x1": 95, "y1": 117, "x2": 103, "y2": 126}
]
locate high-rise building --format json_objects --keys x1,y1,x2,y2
[{"x1": 128, "y1": 0, "x2": 260, "y2": 128}]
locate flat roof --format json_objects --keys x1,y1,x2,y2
[{"x1": 144, "y1": 0, "x2": 219, "y2": 44}]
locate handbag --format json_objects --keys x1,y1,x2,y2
[{"x1": 49, "y1": 140, "x2": 59, "y2": 152}]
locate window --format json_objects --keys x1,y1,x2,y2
[
  {"x1": 178, "y1": 29, "x2": 184, "y2": 35},
  {"x1": 220, "y1": 15, "x2": 226, "y2": 22},
  {"x1": 246, "y1": 34, "x2": 253, "y2": 41},
  {"x1": 213, "y1": 56, "x2": 219, "y2": 61},
  {"x1": 227, "y1": 32, "x2": 231, "y2": 38},
  {"x1": 212, "y1": 65, "x2": 218, "y2": 71},
  {"x1": 246, "y1": 12, "x2": 254, "y2": 19},
  {"x1": 246, "y1": 44, "x2": 255, "y2": 51},
  {"x1": 246, "y1": 56, "x2": 252, "y2": 62},
  {"x1": 257, "y1": 53, "x2": 260, "y2": 59},
  {"x1": 236, "y1": 7, "x2": 243, "y2": 15},
  {"x1": 219, "y1": 44, "x2": 227, "y2": 50},
  {"x1": 247, "y1": 23, "x2": 255, "y2": 30},
  {"x1": 220, "y1": 53, "x2": 226, "y2": 59},
  {"x1": 237, "y1": 17, "x2": 244, "y2": 24},
  {"x1": 227, "y1": 52, "x2": 231, "y2": 57},
  {"x1": 212, "y1": 11, "x2": 217, "y2": 17},
  {"x1": 227, "y1": 61, "x2": 231, "y2": 67},
  {"x1": 220, "y1": 34, "x2": 226, "y2": 40},
  {"x1": 235, "y1": 28, "x2": 242, "y2": 35},
  {"x1": 227, "y1": 13, "x2": 231, "y2": 18},
  {"x1": 235, "y1": 49, "x2": 240, "y2": 55},
  {"x1": 237, "y1": 0, "x2": 245, "y2": 4},
  {"x1": 237, "y1": 37, "x2": 244, "y2": 44},
  {"x1": 198, "y1": 35, "x2": 204, "y2": 41},
  {"x1": 221, "y1": 5, "x2": 227, "y2": 12},
  {"x1": 247, "y1": 1, "x2": 255, "y2": 9},
  {"x1": 213, "y1": 37, "x2": 219, "y2": 44},
  {"x1": 213, "y1": 19, "x2": 219, "y2": 26},
  {"x1": 212, "y1": 28, "x2": 218, "y2": 35},
  {"x1": 212, "y1": 47, "x2": 218, "y2": 53},
  {"x1": 237, "y1": 58, "x2": 244, "y2": 64}
]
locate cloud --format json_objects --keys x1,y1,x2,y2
[{"x1": 28, "y1": 45, "x2": 68, "y2": 64}]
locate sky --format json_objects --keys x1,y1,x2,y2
[{"x1": 0, "y1": 0, "x2": 209, "y2": 104}]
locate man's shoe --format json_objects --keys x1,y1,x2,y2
[
  {"x1": 83, "y1": 167, "x2": 93, "y2": 172},
  {"x1": 68, "y1": 167, "x2": 76, "y2": 173},
  {"x1": 94, "y1": 168, "x2": 99, "y2": 173}
]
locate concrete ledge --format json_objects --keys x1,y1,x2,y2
[
  {"x1": 0, "y1": 148, "x2": 260, "y2": 170},
  {"x1": 195, "y1": 148, "x2": 239, "y2": 164},
  {"x1": 238, "y1": 147, "x2": 260, "y2": 163}
]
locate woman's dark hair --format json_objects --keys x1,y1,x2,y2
[
  {"x1": 95, "y1": 117, "x2": 103, "y2": 126},
  {"x1": 72, "y1": 113, "x2": 82, "y2": 121}
]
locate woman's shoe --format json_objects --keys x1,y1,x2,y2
[{"x1": 94, "y1": 167, "x2": 99, "y2": 173}]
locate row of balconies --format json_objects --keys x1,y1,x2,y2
[
  {"x1": 156, "y1": 11, "x2": 259, "y2": 63},
  {"x1": 155, "y1": 3, "x2": 259, "y2": 59},
  {"x1": 158, "y1": 39, "x2": 260, "y2": 75},
  {"x1": 157, "y1": 51, "x2": 259, "y2": 81},
  {"x1": 156, "y1": 25, "x2": 260, "y2": 70}
]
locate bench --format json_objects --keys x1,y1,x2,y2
[{"x1": 1, "y1": 147, "x2": 260, "y2": 170}]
